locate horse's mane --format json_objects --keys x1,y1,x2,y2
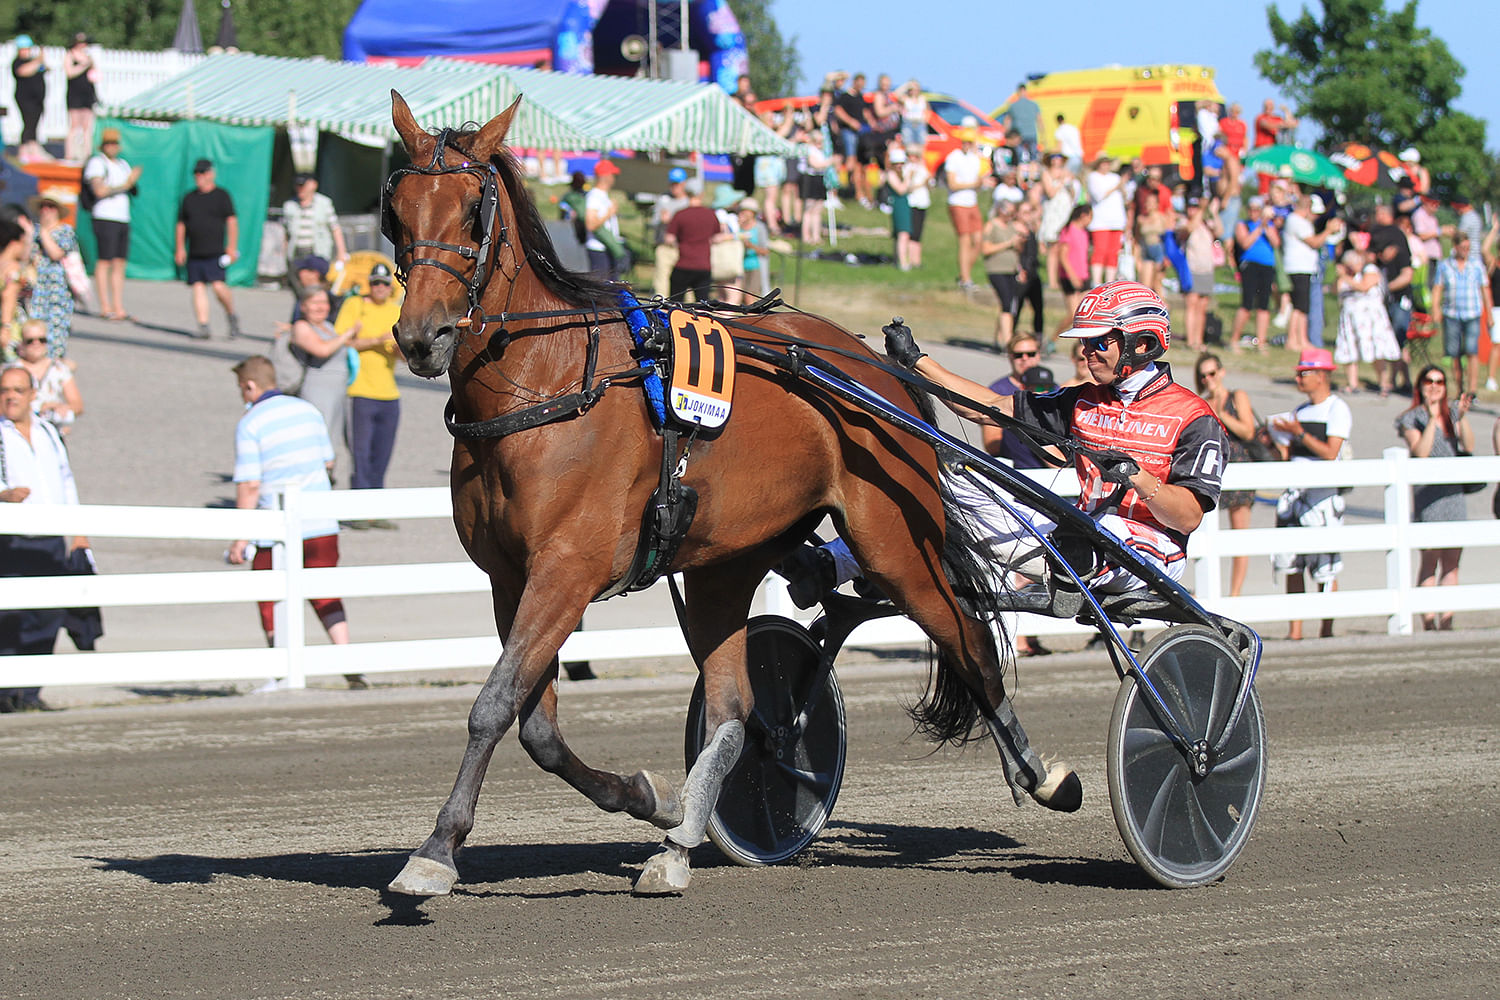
[{"x1": 445, "y1": 127, "x2": 622, "y2": 310}]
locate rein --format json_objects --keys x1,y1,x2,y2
[
  {"x1": 383, "y1": 141, "x2": 1081, "y2": 465},
  {"x1": 442, "y1": 292, "x2": 1088, "y2": 466}
]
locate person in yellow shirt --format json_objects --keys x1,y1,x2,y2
[{"x1": 338, "y1": 263, "x2": 404, "y2": 527}]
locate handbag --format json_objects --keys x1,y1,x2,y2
[
  {"x1": 1454, "y1": 443, "x2": 1486, "y2": 494},
  {"x1": 63, "y1": 249, "x2": 98, "y2": 313},
  {"x1": 710, "y1": 237, "x2": 746, "y2": 281},
  {"x1": 1244, "y1": 424, "x2": 1281, "y2": 463},
  {"x1": 269, "y1": 327, "x2": 307, "y2": 395}
]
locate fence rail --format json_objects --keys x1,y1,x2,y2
[
  {"x1": 3, "y1": 448, "x2": 1499, "y2": 690},
  {"x1": 2, "y1": 44, "x2": 205, "y2": 148}
]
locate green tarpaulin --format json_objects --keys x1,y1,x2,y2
[{"x1": 78, "y1": 118, "x2": 274, "y2": 286}]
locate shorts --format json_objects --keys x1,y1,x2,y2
[
  {"x1": 253, "y1": 533, "x2": 346, "y2": 635},
  {"x1": 1272, "y1": 489, "x2": 1344, "y2": 585},
  {"x1": 900, "y1": 121, "x2": 927, "y2": 149},
  {"x1": 1239, "y1": 261, "x2": 1275, "y2": 311},
  {"x1": 753, "y1": 156, "x2": 786, "y2": 190},
  {"x1": 799, "y1": 172, "x2": 827, "y2": 202},
  {"x1": 1190, "y1": 270, "x2": 1216, "y2": 297},
  {"x1": 92, "y1": 219, "x2": 130, "y2": 260},
  {"x1": 838, "y1": 128, "x2": 859, "y2": 161},
  {"x1": 909, "y1": 207, "x2": 928, "y2": 242},
  {"x1": 186, "y1": 256, "x2": 227, "y2": 284},
  {"x1": 1089, "y1": 229, "x2": 1123, "y2": 267},
  {"x1": 987, "y1": 272, "x2": 1020, "y2": 313},
  {"x1": 1140, "y1": 241, "x2": 1165, "y2": 264},
  {"x1": 1059, "y1": 273, "x2": 1082, "y2": 296},
  {"x1": 1288, "y1": 273, "x2": 1313, "y2": 313},
  {"x1": 1443, "y1": 315, "x2": 1481, "y2": 357},
  {"x1": 1492, "y1": 307, "x2": 1500, "y2": 344},
  {"x1": 948, "y1": 203, "x2": 982, "y2": 236}
]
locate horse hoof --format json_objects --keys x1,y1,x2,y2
[
  {"x1": 632, "y1": 845, "x2": 692, "y2": 896},
  {"x1": 1031, "y1": 761, "x2": 1083, "y2": 813},
  {"x1": 640, "y1": 770, "x2": 684, "y2": 830},
  {"x1": 387, "y1": 855, "x2": 459, "y2": 896}
]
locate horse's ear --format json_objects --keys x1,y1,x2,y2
[
  {"x1": 391, "y1": 90, "x2": 435, "y2": 162},
  {"x1": 471, "y1": 95, "x2": 524, "y2": 160}
]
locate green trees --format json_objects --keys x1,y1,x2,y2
[
  {"x1": 1255, "y1": 0, "x2": 1491, "y2": 200},
  {"x1": 7, "y1": 0, "x2": 361, "y2": 59},
  {"x1": 733, "y1": 0, "x2": 800, "y2": 99}
]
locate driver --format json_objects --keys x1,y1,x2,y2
[{"x1": 787, "y1": 280, "x2": 1228, "y2": 604}]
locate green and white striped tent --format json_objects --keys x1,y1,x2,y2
[
  {"x1": 103, "y1": 52, "x2": 793, "y2": 156},
  {"x1": 484, "y1": 64, "x2": 793, "y2": 156},
  {"x1": 103, "y1": 53, "x2": 606, "y2": 149}
]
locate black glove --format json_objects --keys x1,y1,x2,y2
[
  {"x1": 1093, "y1": 449, "x2": 1140, "y2": 486},
  {"x1": 882, "y1": 317, "x2": 925, "y2": 369}
]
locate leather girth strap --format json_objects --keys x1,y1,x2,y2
[{"x1": 594, "y1": 426, "x2": 699, "y2": 601}]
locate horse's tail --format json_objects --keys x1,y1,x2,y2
[{"x1": 901, "y1": 387, "x2": 1018, "y2": 747}]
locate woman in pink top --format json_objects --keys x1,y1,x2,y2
[{"x1": 1052, "y1": 204, "x2": 1092, "y2": 340}]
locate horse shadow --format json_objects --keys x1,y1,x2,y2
[
  {"x1": 87, "y1": 841, "x2": 659, "y2": 925},
  {"x1": 85, "y1": 820, "x2": 1152, "y2": 924},
  {"x1": 810, "y1": 819, "x2": 1154, "y2": 889}
]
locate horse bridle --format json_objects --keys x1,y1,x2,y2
[{"x1": 382, "y1": 128, "x2": 509, "y2": 327}]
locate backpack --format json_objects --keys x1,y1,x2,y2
[
  {"x1": 77, "y1": 156, "x2": 101, "y2": 213},
  {"x1": 269, "y1": 328, "x2": 307, "y2": 395}
]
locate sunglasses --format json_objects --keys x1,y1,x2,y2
[
  {"x1": 21, "y1": 336, "x2": 47, "y2": 345},
  {"x1": 1197, "y1": 368, "x2": 1221, "y2": 379},
  {"x1": 1081, "y1": 334, "x2": 1116, "y2": 355},
  {"x1": 1010, "y1": 350, "x2": 1038, "y2": 359},
  {"x1": 1421, "y1": 376, "x2": 1447, "y2": 386}
]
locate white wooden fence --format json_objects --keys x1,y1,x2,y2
[
  {"x1": 1, "y1": 44, "x2": 204, "y2": 148},
  {"x1": 3, "y1": 447, "x2": 1499, "y2": 690}
]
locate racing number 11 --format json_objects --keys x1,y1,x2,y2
[{"x1": 674, "y1": 316, "x2": 727, "y2": 393}]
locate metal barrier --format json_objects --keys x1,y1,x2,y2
[{"x1": 3, "y1": 448, "x2": 1500, "y2": 690}]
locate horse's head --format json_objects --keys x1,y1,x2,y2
[{"x1": 386, "y1": 91, "x2": 521, "y2": 377}]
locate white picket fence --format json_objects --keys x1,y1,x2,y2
[
  {"x1": 1, "y1": 44, "x2": 204, "y2": 148},
  {"x1": 3, "y1": 447, "x2": 1500, "y2": 690}
]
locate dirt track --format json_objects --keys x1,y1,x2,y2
[{"x1": 2, "y1": 634, "x2": 1497, "y2": 999}]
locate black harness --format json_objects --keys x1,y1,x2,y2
[{"x1": 382, "y1": 129, "x2": 507, "y2": 332}]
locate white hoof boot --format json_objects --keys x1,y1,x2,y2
[
  {"x1": 1031, "y1": 758, "x2": 1083, "y2": 813},
  {"x1": 387, "y1": 855, "x2": 459, "y2": 896},
  {"x1": 633, "y1": 842, "x2": 692, "y2": 896},
  {"x1": 640, "y1": 770, "x2": 684, "y2": 830}
]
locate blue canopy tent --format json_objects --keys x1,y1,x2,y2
[{"x1": 343, "y1": 0, "x2": 749, "y2": 92}]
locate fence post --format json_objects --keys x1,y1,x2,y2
[
  {"x1": 1384, "y1": 446, "x2": 1414, "y2": 636},
  {"x1": 1193, "y1": 501, "x2": 1225, "y2": 606},
  {"x1": 281, "y1": 486, "x2": 308, "y2": 688}
]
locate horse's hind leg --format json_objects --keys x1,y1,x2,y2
[
  {"x1": 840, "y1": 496, "x2": 1080, "y2": 812},
  {"x1": 515, "y1": 669, "x2": 683, "y2": 829},
  {"x1": 633, "y1": 561, "x2": 761, "y2": 895}
]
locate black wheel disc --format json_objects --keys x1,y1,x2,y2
[{"x1": 684, "y1": 615, "x2": 847, "y2": 866}]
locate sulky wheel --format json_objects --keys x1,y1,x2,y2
[
  {"x1": 1106, "y1": 624, "x2": 1267, "y2": 888},
  {"x1": 684, "y1": 615, "x2": 847, "y2": 866}
]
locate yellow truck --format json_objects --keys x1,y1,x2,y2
[{"x1": 994, "y1": 64, "x2": 1225, "y2": 181}]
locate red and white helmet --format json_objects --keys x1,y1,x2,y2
[{"x1": 1058, "y1": 280, "x2": 1172, "y2": 375}]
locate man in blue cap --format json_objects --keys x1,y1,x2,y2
[{"x1": 652, "y1": 167, "x2": 692, "y2": 296}]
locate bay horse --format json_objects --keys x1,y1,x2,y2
[{"x1": 382, "y1": 92, "x2": 1081, "y2": 897}]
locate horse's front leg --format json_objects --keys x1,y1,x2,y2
[
  {"x1": 633, "y1": 562, "x2": 760, "y2": 896},
  {"x1": 387, "y1": 571, "x2": 590, "y2": 897}
]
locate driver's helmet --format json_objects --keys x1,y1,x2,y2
[{"x1": 1058, "y1": 280, "x2": 1172, "y2": 375}]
